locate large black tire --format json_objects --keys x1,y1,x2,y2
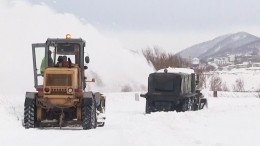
[
  {"x1": 181, "y1": 99, "x2": 189, "y2": 112},
  {"x1": 187, "y1": 98, "x2": 194, "y2": 111},
  {"x1": 92, "y1": 98, "x2": 97, "y2": 129},
  {"x1": 97, "y1": 97, "x2": 105, "y2": 127},
  {"x1": 24, "y1": 98, "x2": 36, "y2": 129},
  {"x1": 82, "y1": 98, "x2": 97, "y2": 130},
  {"x1": 199, "y1": 98, "x2": 208, "y2": 109},
  {"x1": 97, "y1": 106, "x2": 105, "y2": 127},
  {"x1": 82, "y1": 99, "x2": 92, "y2": 130},
  {"x1": 193, "y1": 97, "x2": 200, "y2": 111},
  {"x1": 97, "y1": 96, "x2": 106, "y2": 113},
  {"x1": 145, "y1": 100, "x2": 151, "y2": 114}
]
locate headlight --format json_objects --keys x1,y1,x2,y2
[
  {"x1": 44, "y1": 87, "x2": 50, "y2": 92},
  {"x1": 67, "y1": 88, "x2": 73, "y2": 94}
]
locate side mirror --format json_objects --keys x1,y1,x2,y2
[
  {"x1": 85, "y1": 78, "x2": 95, "y2": 82},
  {"x1": 140, "y1": 93, "x2": 146, "y2": 98},
  {"x1": 85, "y1": 56, "x2": 90, "y2": 63}
]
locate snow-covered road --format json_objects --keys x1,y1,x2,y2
[{"x1": 0, "y1": 92, "x2": 260, "y2": 146}]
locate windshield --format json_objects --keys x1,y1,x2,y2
[
  {"x1": 51, "y1": 43, "x2": 80, "y2": 66},
  {"x1": 149, "y1": 73, "x2": 181, "y2": 93}
]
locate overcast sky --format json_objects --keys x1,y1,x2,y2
[
  {"x1": 1, "y1": 0, "x2": 260, "y2": 94},
  {"x1": 25, "y1": 0, "x2": 260, "y2": 52}
]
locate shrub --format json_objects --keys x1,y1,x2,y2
[
  {"x1": 256, "y1": 87, "x2": 260, "y2": 98},
  {"x1": 232, "y1": 78, "x2": 245, "y2": 92},
  {"x1": 222, "y1": 82, "x2": 229, "y2": 91},
  {"x1": 121, "y1": 84, "x2": 133, "y2": 92}
]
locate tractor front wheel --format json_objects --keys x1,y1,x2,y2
[
  {"x1": 24, "y1": 98, "x2": 36, "y2": 129},
  {"x1": 82, "y1": 98, "x2": 97, "y2": 130}
]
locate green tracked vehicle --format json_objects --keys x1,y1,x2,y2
[{"x1": 141, "y1": 67, "x2": 207, "y2": 114}]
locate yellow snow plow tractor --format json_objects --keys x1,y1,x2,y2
[{"x1": 24, "y1": 34, "x2": 105, "y2": 129}]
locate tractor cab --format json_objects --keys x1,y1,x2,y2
[{"x1": 32, "y1": 34, "x2": 89, "y2": 91}]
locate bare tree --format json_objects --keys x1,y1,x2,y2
[
  {"x1": 210, "y1": 74, "x2": 222, "y2": 97},
  {"x1": 210, "y1": 74, "x2": 222, "y2": 91},
  {"x1": 195, "y1": 67, "x2": 207, "y2": 89},
  {"x1": 232, "y1": 78, "x2": 245, "y2": 92},
  {"x1": 222, "y1": 82, "x2": 229, "y2": 91},
  {"x1": 142, "y1": 47, "x2": 189, "y2": 70}
]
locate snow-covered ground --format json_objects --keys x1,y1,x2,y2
[
  {"x1": 0, "y1": 1, "x2": 260, "y2": 146},
  {"x1": 1, "y1": 92, "x2": 260, "y2": 146}
]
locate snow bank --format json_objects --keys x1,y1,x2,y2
[{"x1": 1, "y1": 92, "x2": 260, "y2": 146}]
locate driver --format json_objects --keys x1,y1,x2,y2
[{"x1": 40, "y1": 50, "x2": 54, "y2": 74}]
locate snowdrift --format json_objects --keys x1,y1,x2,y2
[{"x1": 0, "y1": 92, "x2": 260, "y2": 146}]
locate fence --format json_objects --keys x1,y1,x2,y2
[{"x1": 206, "y1": 91, "x2": 260, "y2": 98}]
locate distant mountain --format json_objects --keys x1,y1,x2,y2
[{"x1": 177, "y1": 32, "x2": 260, "y2": 60}]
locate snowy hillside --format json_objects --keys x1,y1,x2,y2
[
  {"x1": 177, "y1": 34, "x2": 231, "y2": 59},
  {"x1": 178, "y1": 32, "x2": 260, "y2": 59},
  {"x1": 1, "y1": 92, "x2": 260, "y2": 146}
]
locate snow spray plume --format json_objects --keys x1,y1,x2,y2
[{"x1": 0, "y1": 0, "x2": 154, "y2": 97}]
